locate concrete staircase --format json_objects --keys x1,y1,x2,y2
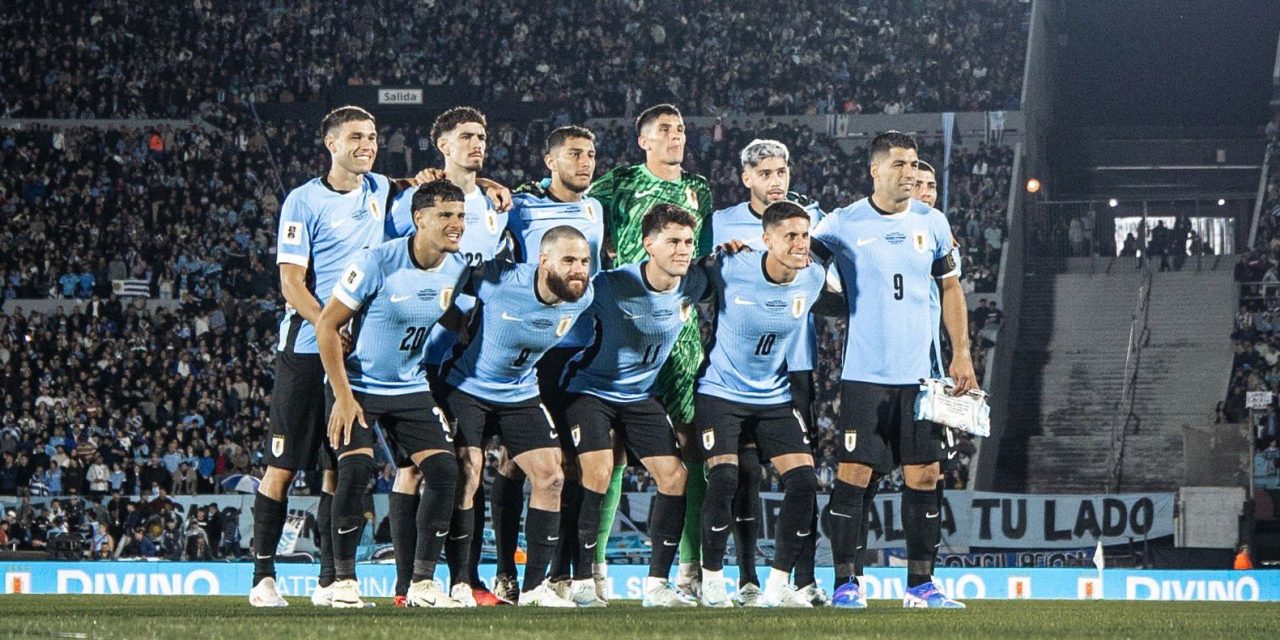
[
  {"x1": 1115, "y1": 270, "x2": 1234, "y2": 490},
  {"x1": 995, "y1": 263, "x2": 1234, "y2": 493}
]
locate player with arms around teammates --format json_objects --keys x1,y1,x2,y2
[
  {"x1": 704, "y1": 139, "x2": 830, "y2": 607},
  {"x1": 590, "y1": 103, "x2": 714, "y2": 597},
  {"x1": 561, "y1": 204, "x2": 708, "y2": 608},
  {"x1": 314, "y1": 180, "x2": 473, "y2": 609},
  {"x1": 812, "y1": 131, "x2": 976, "y2": 609},
  {"x1": 440, "y1": 226, "x2": 595, "y2": 607},
  {"x1": 696, "y1": 201, "x2": 832, "y2": 609}
]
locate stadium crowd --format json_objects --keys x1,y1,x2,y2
[
  {"x1": 3, "y1": 1, "x2": 1027, "y2": 121},
  {"x1": 1226, "y1": 112, "x2": 1280, "y2": 487}
]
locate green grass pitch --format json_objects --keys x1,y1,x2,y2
[{"x1": 0, "y1": 596, "x2": 1272, "y2": 639}]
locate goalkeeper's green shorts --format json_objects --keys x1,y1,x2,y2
[{"x1": 655, "y1": 319, "x2": 703, "y2": 425}]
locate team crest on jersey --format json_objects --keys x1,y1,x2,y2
[
  {"x1": 272, "y1": 435, "x2": 286, "y2": 458},
  {"x1": 438, "y1": 287, "x2": 454, "y2": 310},
  {"x1": 913, "y1": 230, "x2": 928, "y2": 253},
  {"x1": 685, "y1": 186, "x2": 698, "y2": 211},
  {"x1": 702, "y1": 429, "x2": 715, "y2": 450},
  {"x1": 571, "y1": 425, "x2": 582, "y2": 447},
  {"x1": 582, "y1": 202, "x2": 596, "y2": 223},
  {"x1": 282, "y1": 222, "x2": 303, "y2": 246},
  {"x1": 791, "y1": 294, "x2": 807, "y2": 318},
  {"x1": 485, "y1": 210, "x2": 499, "y2": 234},
  {"x1": 844, "y1": 432, "x2": 857, "y2": 452},
  {"x1": 679, "y1": 299, "x2": 693, "y2": 322},
  {"x1": 556, "y1": 315, "x2": 573, "y2": 337},
  {"x1": 369, "y1": 199, "x2": 383, "y2": 221}
]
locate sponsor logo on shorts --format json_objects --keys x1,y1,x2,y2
[
  {"x1": 702, "y1": 429, "x2": 715, "y2": 450},
  {"x1": 844, "y1": 432, "x2": 857, "y2": 452},
  {"x1": 571, "y1": 425, "x2": 581, "y2": 447},
  {"x1": 271, "y1": 435, "x2": 286, "y2": 458}
]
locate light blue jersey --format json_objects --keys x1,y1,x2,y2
[
  {"x1": 507, "y1": 185, "x2": 605, "y2": 350},
  {"x1": 566, "y1": 263, "x2": 708, "y2": 403},
  {"x1": 698, "y1": 252, "x2": 826, "y2": 405},
  {"x1": 330, "y1": 238, "x2": 471, "y2": 395},
  {"x1": 707, "y1": 193, "x2": 824, "y2": 372},
  {"x1": 393, "y1": 186, "x2": 510, "y2": 366},
  {"x1": 445, "y1": 262, "x2": 594, "y2": 402},
  {"x1": 812, "y1": 198, "x2": 960, "y2": 385},
  {"x1": 275, "y1": 173, "x2": 396, "y2": 354}
]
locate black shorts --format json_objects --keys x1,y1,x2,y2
[
  {"x1": 536, "y1": 346, "x2": 582, "y2": 450},
  {"x1": 326, "y1": 389, "x2": 455, "y2": 459},
  {"x1": 266, "y1": 351, "x2": 333, "y2": 471},
  {"x1": 837, "y1": 381, "x2": 945, "y2": 467},
  {"x1": 443, "y1": 388, "x2": 558, "y2": 458},
  {"x1": 696, "y1": 393, "x2": 811, "y2": 461},
  {"x1": 564, "y1": 393, "x2": 680, "y2": 460}
]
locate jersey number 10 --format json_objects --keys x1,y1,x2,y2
[{"x1": 755, "y1": 333, "x2": 778, "y2": 356}]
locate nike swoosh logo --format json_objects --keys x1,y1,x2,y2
[
  {"x1": 338, "y1": 526, "x2": 360, "y2": 535},
  {"x1": 947, "y1": 451, "x2": 958, "y2": 460},
  {"x1": 448, "y1": 535, "x2": 469, "y2": 541},
  {"x1": 856, "y1": 237, "x2": 876, "y2": 247},
  {"x1": 390, "y1": 294, "x2": 412, "y2": 303},
  {"x1": 435, "y1": 530, "x2": 449, "y2": 538},
  {"x1": 711, "y1": 524, "x2": 729, "y2": 532},
  {"x1": 622, "y1": 312, "x2": 643, "y2": 320},
  {"x1": 585, "y1": 542, "x2": 597, "y2": 549},
  {"x1": 501, "y1": 312, "x2": 522, "y2": 322},
  {"x1": 331, "y1": 218, "x2": 351, "y2": 229},
  {"x1": 734, "y1": 517, "x2": 755, "y2": 523},
  {"x1": 796, "y1": 531, "x2": 812, "y2": 537},
  {"x1": 925, "y1": 511, "x2": 940, "y2": 519},
  {"x1": 830, "y1": 510, "x2": 852, "y2": 518},
  {"x1": 662, "y1": 540, "x2": 678, "y2": 547},
  {"x1": 732, "y1": 297, "x2": 755, "y2": 306},
  {"x1": 548, "y1": 536, "x2": 560, "y2": 542},
  {"x1": 634, "y1": 187, "x2": 661, "y2": 199},
  {"x1": 256, "y1": 554, "x2": 274, "y2": 560}
]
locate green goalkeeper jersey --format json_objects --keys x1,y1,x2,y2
[{"x1": 590, "y1": 164, "x2": 714, "y2": 263}]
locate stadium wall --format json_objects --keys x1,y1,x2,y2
[{"x1": 2, "y1": 562, "x2": 1276, "y2": 602}]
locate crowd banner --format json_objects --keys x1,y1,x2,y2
[
  {"x1": 2, "y1": 562, "x2": 1275, "y2": 602},
  {"x1": 621, "y1": 491, "x2": 1175, "y2": 551},
  {"x1": 10, "y1": 491, "x2": 1174, "y2": 556}
]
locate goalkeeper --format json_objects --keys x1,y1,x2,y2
[{"x1": 588, "y1": 103, "x2": 713, "y2": 597}]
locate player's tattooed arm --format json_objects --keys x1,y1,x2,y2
[{"x1": 316, "y1": 298, "x2": 367, "y2": 448}]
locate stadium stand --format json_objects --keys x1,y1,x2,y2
[{"x1": 0, "y1": 1, "x2": 1028, "y2": 120}]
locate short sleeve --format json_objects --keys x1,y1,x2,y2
[
  {"x1": 331, "y1": 251, "x2": 381, "y2": 310},
  {"x1": 276, "y1": 190, "x2": 313, "y2": 267}
]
